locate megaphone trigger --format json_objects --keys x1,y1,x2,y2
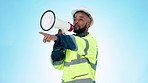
[{"x1": 68, "y1": 22, "x2": 74, "y2": 31}]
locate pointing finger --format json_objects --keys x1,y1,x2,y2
[{"x1": 39, "y1": 32, "x2": 47, "y2": 36}]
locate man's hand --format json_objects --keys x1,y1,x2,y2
[
  {"x1": 58, "y1": 29, "x2": 65, "y2": 34},
  {"x1": 39, "y1": 32, "x2": 58, "y2": 43}
]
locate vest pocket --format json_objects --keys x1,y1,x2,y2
[
  {"x1": 72, "y1": 73, "x2": 88, "y2": 79},
  {"x1": 71, "y1": 62, "x2": 89, "y2": 79}
]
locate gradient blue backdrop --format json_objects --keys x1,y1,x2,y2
[{"x1": 0, "y1": 0, "x2": 148, "y2": 83}]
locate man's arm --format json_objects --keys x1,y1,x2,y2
[
  {"x1": 39, "y1": 32, "x2": 76, "y2": 50},
  {"x1": 51, "y1": 43, "x2": 66, "y2": 62}
]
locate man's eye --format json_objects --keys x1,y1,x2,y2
[{"x1": 73, "y1": 19, "x2": 76, "y2": 21}]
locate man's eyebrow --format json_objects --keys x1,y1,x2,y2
[{"x1": 79, "y1": 16, "x2": 85, "y2": 18}]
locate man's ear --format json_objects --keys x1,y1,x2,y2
[
  {"x1": 86, "y1": 22, "x2": 91, "y2": 28},
  {"x1": 86, "y1": 22, "x2": 91, "y2": 31}
]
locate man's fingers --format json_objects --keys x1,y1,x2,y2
[
  {"x1": 43, "y1": 34, "x2": 49, "y2": 43},
  {"x1": 39, "y1": 32, "x2": 46, "y2": 36},
  {"x1": 46, "y1": 35, "x2": 51, "y2": 42},
  {"x1": 39, "y1": 32, "x2": 48, "y2": 43},
  {"x1": 39, "y1": 32, "x2": 56, "y2": 43}
]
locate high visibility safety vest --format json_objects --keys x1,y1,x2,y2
[{"x1": 51, "y1": 34, "x2": 98, "y2": 83}]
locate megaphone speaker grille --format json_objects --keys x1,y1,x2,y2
[{"x1": 40, "y1": 10, "x2": 56, "y2": 31}]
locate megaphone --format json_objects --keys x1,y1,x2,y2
[{"x1": 40, "y1": 10, "x2": 73, "y2": 32}]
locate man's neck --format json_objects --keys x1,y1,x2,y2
[{"x1": 75, "y1": 32, "x2": 89, "y2": 37}]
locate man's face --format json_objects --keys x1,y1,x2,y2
[{"x1": 73, "y1": 12, "x2": 91, "y2": 34}]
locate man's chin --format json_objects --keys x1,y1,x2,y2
[
  {"x1": 73, "y1": 29, "x2": 79, "y2": 33},
  {"x1": 74, "y1": 29, "x2": 83, "y2": 34},
  {"x1": 73, "y1": 24, "x2": 87, "y2": 34}
]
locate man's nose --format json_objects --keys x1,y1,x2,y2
[{"x1": 74, "y1": 20, "x2": 78, "y2": 24}]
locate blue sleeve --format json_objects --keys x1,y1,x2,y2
[
  {"x1": 51, "y1": 34, "x2": 76, "y2": 62},
  {"x1": 51, "y1": 44, "x2": 66, "y2": 62},
  {"x1": 54, "y1": 34, "x2": 76, "y2": 50}
]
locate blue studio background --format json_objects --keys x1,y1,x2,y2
[{"x1": 0, "y1": 0, "x2": 148, "y2": 83}]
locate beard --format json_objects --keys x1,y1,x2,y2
[{"x1": 73, "y1": 24, "x2": 87, "y2": 34}]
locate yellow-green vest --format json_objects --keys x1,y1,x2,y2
[{"x1": 51, "y1": 34, "x2": 98, "y2": 83}]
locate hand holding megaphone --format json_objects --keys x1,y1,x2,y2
[{"x1": 40, "y1": 10, "x2": 73, "y2": 32}]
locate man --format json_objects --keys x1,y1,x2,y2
[{"x1": 39, "y1": 7, "x2": 98, "y2": 83}]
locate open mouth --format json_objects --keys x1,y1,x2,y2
[{"x1": 74, "y1": 25, "x2": 80, "y2": 30}]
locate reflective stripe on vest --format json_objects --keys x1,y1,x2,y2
[
  {"x1": 82, "y1": 38, "x2": 97, "y2": 70},
  {"x1": 82, "y1": 38, "x2": 89, "y2": 55},
  {"x1": 52, "y1": 60, "x2": 63, "y2": 65},
  {"x1": 64, "y1": 54, "x2": 96, "y2": 70},
  {"x1": 64, "y1": 54, "x2": 88, "y2": 66},
  {"x1": 64, "y1": 38, "x2": 96, "y2": 70},
  {"x1": 62, "y1": 78, "x2": 95, "y2": 83},
  {"x1": 69, "y1": 35, "x2": 78, "y2": 51}
]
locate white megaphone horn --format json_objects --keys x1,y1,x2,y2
[{"x1": 40, "y1": 10, "x2": 73, "y2": 31}]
